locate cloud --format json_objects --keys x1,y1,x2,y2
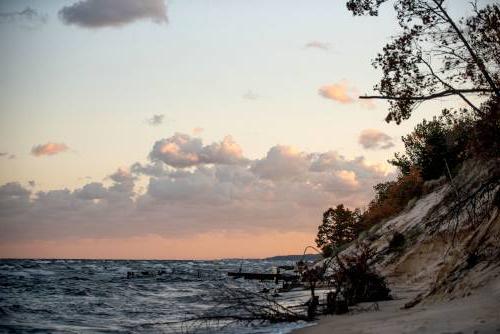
[
  {"x1": 318, "y1": 81, "x2": 355, "y2": 104},
  {"x1": 58, "y1": 0, "x2": 167, "y2": 29},
  {"x1": 31, "y1": 143, "x2": 69, "y2": 157},
  {"x1": 147, "y1": 114, "x2": 164, "y2": 126},
  {"x1": 192, "y1": 127, "x2": 204, "y2": 135},
  {"x1": 0, "y1": 182, "x2": 32, "y2": 216},
  {"x1": 149, "y1": 133, "x2": 247, "y2": 168},
  {"x1": 242, "y1": 91, "x2": 260, "y2": 100},
  {"x1": 358, "y1": 129, "x2": 394, "y2": 150},
  {"x1": 318, "y1": 81, "x2": 377, "y2": 109},
  {"x1": 0, "y1": 137, "x2": 391, "y2": 244},
  {"x1": 75, "y1": 182, "x2": 108, "y2": 200},
  {"x1": 252, "y1": 146, "x2": 309, "y2": 181},
  {"x1": 1, "y1": 152, "x2": 16, "y2": 159},
  {"x1": 359, "y1": 99, "x2": 376, "y2": 110},
  {"x1": 304, "y1": 41, "x2": 330, "y2": 51},
  {"x1": 131, "y1": 161, "x2": 170, "y2": 178},
  {"x1": 0, "y1": 7, "x2": 47, "y2": 26},
  {"x1": 107, "y1": 168, "x2": 135, "y2": 194}
]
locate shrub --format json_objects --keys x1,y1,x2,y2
[
  {"x1": 388, "y1": 232, "x2": 406, "y2": 252},
  {"x1": 321, "y1": 244, "x2": 334, "y2": 258},
  {"x1": 389, "y1": 109, "x2": 475, "y2": 181},
  {"x1": 360, "y1": 168, "x2": 424, "y2": 230},
  {"x1": 333, "y1": 243, "x2": 391, "y2": 304}
]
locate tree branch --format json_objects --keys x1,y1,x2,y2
[
  {"x1": 359, "y1": 88, "x2": 494, "y2": 101},
  {"x1": 418, "y1": 55, "x2": 480, "y2": 112},
  {"x1": 432, "y1": 0, "x2": 500, "y2": 97}
]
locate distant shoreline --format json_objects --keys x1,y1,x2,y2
[{"x1": 0, "y1": 254, "x2": 321, "y2": 262}]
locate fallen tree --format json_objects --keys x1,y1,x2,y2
[{"x1": 158, "y1": 283, "x2": 310, "y2": 333}]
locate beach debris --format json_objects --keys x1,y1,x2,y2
[
  {"x1": 306, "y1": 295, "x2": 319, "y2": 319},
  {"x1": 332, "y1": 243, "x2": 391, "y2": 305},
  {"x1": 163, "y1": 283, "x2": 310, "y2": 332},
  {"x1": 325, "y1": 291, "x2": 337, "y2": 314},
  {"x1": 227, "y1": 271, "x2": 299, "y2": 282},
  {"x1": 403, "y1": 293, "x2": 424, "y2": 309},
  {"x1": 335, "y1": 287, "x2": 349, "y2": 314},
  {"x1": 126, "y1": 270, "x2": 167, "y2": 279}
]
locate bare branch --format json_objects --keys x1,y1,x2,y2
[
  {"x1": 359, "y1": 88, "x2": 494, "y2": 101},
  {"x1": 418, "y1": 55, "x2": 481, "y2": 112},
  {"x1": 432, "y1": 0, "x2": 500, "y2": 96}
]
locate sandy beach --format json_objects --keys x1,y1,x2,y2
[{"x1": 293, "y1": 278, "x2": 500, "y2": 334}]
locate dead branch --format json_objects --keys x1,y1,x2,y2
[{"x1": 359, "y1": 88, "x2": 494, "y2": 101}]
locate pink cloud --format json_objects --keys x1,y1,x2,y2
[
  {"x1": 149, "y1": 133, "x2": 247, "y2": 168},
  {"x1": 359, "y1": 98, "x2": 376, "y2": 110},
  {"x1": 305, "y1": 41, "x2": 330, "y2": 51},
  {"x1": 318, "y1": 81, "x2": 377, "y2": 109},
  {"x1": 1, "y1": 137, "x2": 392, "y2": 260},
  {"x1": 318, "y1": 81, "x2": 355, "y2": 104},
  {"x1": 192, "y1": 127, "x2": 204, "y2": 135},
  {"x1": 31, "y1": 142, "x2": 69, "y2": 156},
  {"x1": 358, "y1": 129, "x2": 394, "y2": 150}
]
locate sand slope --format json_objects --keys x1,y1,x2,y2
[
  {"x1": 294, "y1": 277, "x2": 500, "y2": 334},
  {"x1": 295, "y1": 160, "x2": 500, "y2": 333}
]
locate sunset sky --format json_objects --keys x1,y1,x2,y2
[{"x1": 0, "y1": 0, "x2": 476, "y2": 259}]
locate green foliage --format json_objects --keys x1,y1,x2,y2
[
  {"x1": 388, "y1": 109, "x2": 474, "y2": 180},
  {"x1": 469, "y1": 99, "x2": 500, "y2": 159},
  {"x1": 315, "y1": 204, "x2": 361, "y2": 252}
]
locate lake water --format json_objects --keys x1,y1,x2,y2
[{"x1": 0, "y1": 259, "x2": 313, "y2": 333}]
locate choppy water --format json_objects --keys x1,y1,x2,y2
[{"x1": 0, "y1": 259, "x2": 311, "y2": 333}]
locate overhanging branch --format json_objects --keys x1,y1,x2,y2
[{"x1": 359, "y1": 88, "x2": 494, "y2": 101}]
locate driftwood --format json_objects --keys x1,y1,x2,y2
[
  {"x1": 447, "y1": 175, "x2": 500, "y2": 245},
  {"x1": 426, "y1": 171, "x2": 500, "y2": 249},
  {"x1": 157, "y1": 283, "x2": 310, "y2": 333}
]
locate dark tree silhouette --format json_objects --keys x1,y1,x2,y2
[
  {"x1": 346, "y1": 0, "x2": 500, "y2": 123},
  {"x1": 316, "y1": 204, "x2": 361, "y2": 253}
]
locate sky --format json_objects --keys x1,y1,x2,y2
[{"x1": 0, "y1": 0, "x2": 476, "y2": 259}]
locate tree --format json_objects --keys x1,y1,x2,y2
[
  {"x1": 388, "y1": 108, "x2": 474, "y2": 180},
  {"x1": 346, "y1": 0, "x2": 500, "y2": 123},
  {"x1": 315, "y1": 204, "x2": 361, "y2": 254}
]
